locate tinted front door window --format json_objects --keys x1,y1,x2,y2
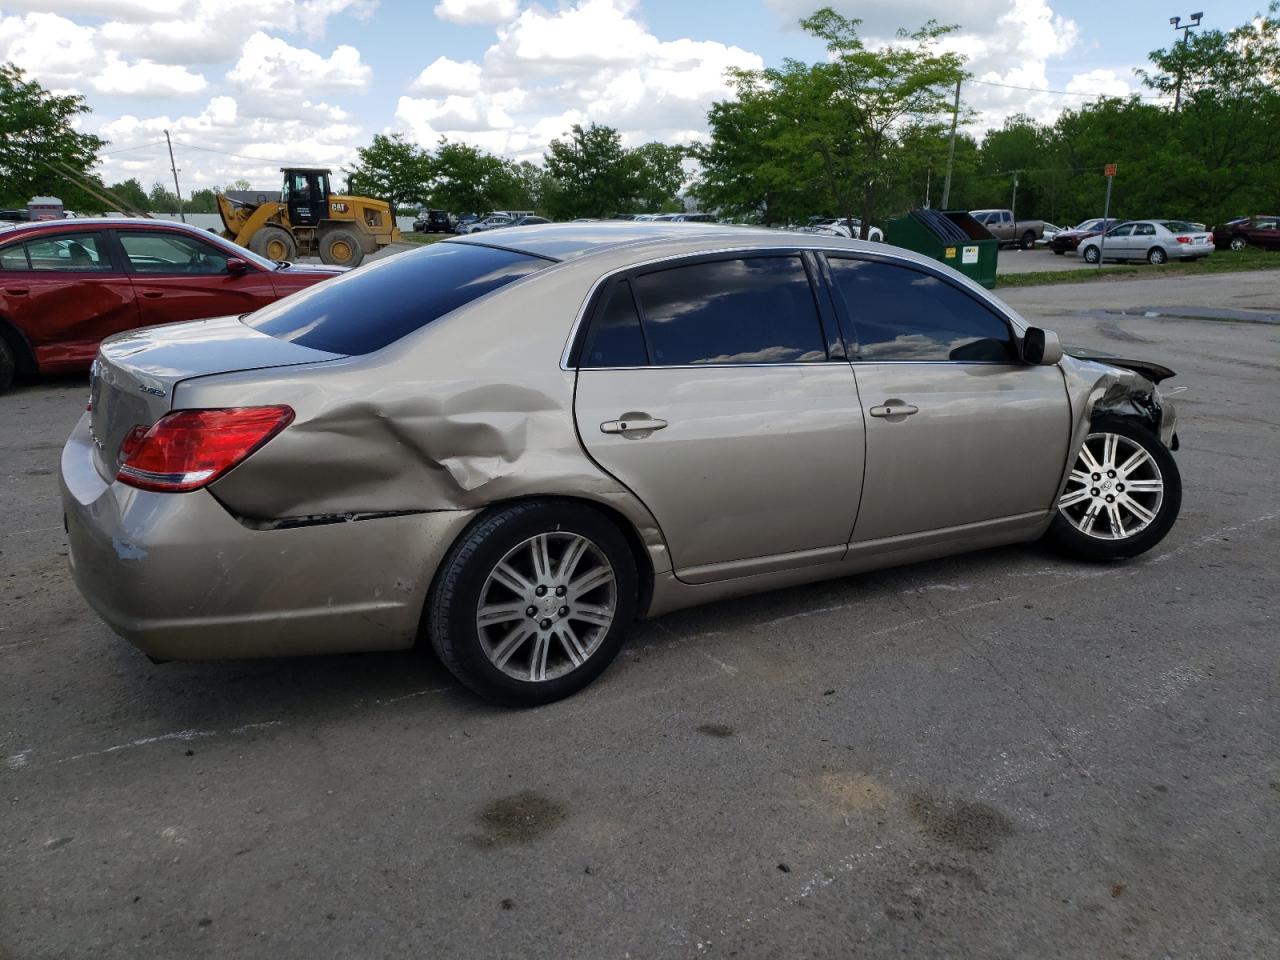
[
  {"x1": 119, "y1": 232, "x2": 230, "y2": 274},
  {"x1": 826, "y1": 257, "x2": 1014, "y2": 362},
  {"x1": 633, "y1": 256, "x2": 825, "y2": 366}
]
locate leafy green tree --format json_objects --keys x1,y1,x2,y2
[
  {"x1": 693, "y1": 9, "x2": 965, "y2": 233},
  {"x1": 148, "y1": 182, "x2": 179, "y2": 212},
  {"x1": 0, "y1": 63, "x2": 105, "y2": 210},
  {"x1": 505, "y1": 159, "x2": 551, "y2": 211},
  {"x1": 186, "y1": 187, "x2": 220, "y2": 214},
  {"x1": 345, "y1": 133, "x2": 434, "y2": 210},
  {"x1": 543, "y1": 123, "x2": 634, "y2": 219},
  {"x1": 429, "y1": 139, "x2": 518, "y2": 214},
  {"x1": 106, "y1": 178, "x2": 150, "y2": 213},
  {"x1": 628, "y1": 142, "x2": 687, "y2": 212}
]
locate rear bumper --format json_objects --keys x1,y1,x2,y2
[
  {"x1": 1170, "y1": 242, "x2": 1214, "y2": 259},
  {"x1": 60, "y1": 413, "x2": 477, "y2": 661}
]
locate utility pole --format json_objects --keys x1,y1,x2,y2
[
  {"x1": 940, "y1": 77, "x2": 962, "y2": 210},
  {"x1": 1098, "y1": 163, "x2": 1117, "y2": 268},
  {"x1": 164, "y1": 129, "x2": 186, "y2": 222},
  {"x1": 1168, "y1": 11, "x2": 1204, "y2": 112}
]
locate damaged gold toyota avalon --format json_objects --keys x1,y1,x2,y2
[{"x1": 61, "y1": 223, "x2": 1181, "y2": 705}]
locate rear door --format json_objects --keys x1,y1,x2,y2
[
  {"x1": 573, "y1": 253, "x2": 865, "y2": 582},
  {"x1": 823, "y1": 253, "x2": 1070, "y2": 543},
  {"x1": 114, "y1": 228, "x2": 277, "y2": 327},
  {"x1": 0, "y1": 230, "x2": 138, "y2": 371}
]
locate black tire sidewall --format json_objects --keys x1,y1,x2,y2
[
  {"x1": 1084, "y1": 246, "x2": 1100, "y2": 263},
  {"x1": 429, "y1": 502, "x2": 638, "y2": 706},
  {"x1": 0, "y1": 336, "x2": 15, "y2": 393},
  {"x1": 1148, "y1": 247, "x2": 1167, "y2": 264},
  {"x1": 1046, "y1": 417, "x2": 1182, "y2": 561}
]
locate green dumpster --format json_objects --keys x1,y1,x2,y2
[{"x1": 884, "y1": 210, "x2": 999, "y2": 289}]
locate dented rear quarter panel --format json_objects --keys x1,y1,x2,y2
[{"x1": 182, "y1": 253, "x2": 674, "y2": 575}]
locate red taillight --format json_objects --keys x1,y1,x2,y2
[
  {"x1": 116, "y1": 406, "x2": 294, "y2": 493},
  {"x1": 1175, "y1": 235, "x2": 1192, "y2": 244}
]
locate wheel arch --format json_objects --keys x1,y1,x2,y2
[
  {"x1": 0, "y1": 315, "x2": 38, "y2": 375},
  {"x1": 431, "y1": 493, "x2": 659, "y2": 621}
]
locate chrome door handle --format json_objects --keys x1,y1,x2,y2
[
  {"x1": 601, "y1": 416, "x2": 668, "y2": 436},
  {"x1": 868, "y1": 401, "x2": 919, "y2": 419}
]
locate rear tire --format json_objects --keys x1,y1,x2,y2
[
  {"x1": 427, "y1": 500, "x2": 638, "y2": 706},
  {"x1": 248, "y1": 226, "x2": 296, "y2": 262},
  {"x1": 1083, "y1": 245, "x2": 1101, "y2": 264},
  {"x1": 1044, "y1": 417, "x2": 1181, "y2": 561},
  {"x1": 1147, "y1": 247, "x2": 1168, "y2": 265},
  {"x1": 1019, "y1": 230, "x2": 1036, "y2": 250},
  {"x1": 320, "y1": 228, "x2": 364, "y2": 267},
  {"x1": 0, "y1": 335, "x2": 15, "y2": 394}
]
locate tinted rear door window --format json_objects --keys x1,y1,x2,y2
[
  {"x1": 245, "y1": 242, "x2": 549, "y2": 354},
  {"x1": 633, "y1": 256, "x2": 826, "y2": 365},
  {"x1": 826, "y1": 257, "x2": 1015, "y2": 362},
  {"x1": 581, "y1": 280, "x2": 648, "y2": 367},
  {"x1": 25, "y1": 233, "x2": 113, "y2": 272}
]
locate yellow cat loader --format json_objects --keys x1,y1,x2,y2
[{"x1": 217, "y1": 167, "x2": 399, "y2": 267}]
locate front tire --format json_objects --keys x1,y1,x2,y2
[
  {"x1": 1229, "y1": 236, "x2": 1247, "y2": 252},
  {"x1": 427, "y1": 500, "x2": 638, "y2": 706},
  {"x1": 1044, "y1": 417, "x2": 1181, "y2": 561},
  {"x1": 1083, "y1": 245, "x2": 1101, "y2": 264},
  {"x1": 0, "y1": 335, "x2": 15, "y2": 394},
  {"x1": 320, "y1": 228, "x2": 364, "y2": 267},
  {"x1": 248, "y1": 226, "x2": 296, "y2": 262},
  {"x1": 1053, "y1": 248, "x2": 1065, "y2": 256}
]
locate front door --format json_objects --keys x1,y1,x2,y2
[
  {"x1": 114, "y1": 229, "x2": 277, "y2": 327},
  {"x1": 573, "y1": 254, "x2": 865, "y2": 581},
  {"x1": 823, "y1": 254, "x2": 1071, "y2": 543},
  {"x1": 1100, "y1": 222, "x2": 1136, "y2": 260}
]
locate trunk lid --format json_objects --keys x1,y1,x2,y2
[{"x1": 89, "y1": 315, "x2": 342, "y2": 476}]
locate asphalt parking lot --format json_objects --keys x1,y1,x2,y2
[{"x1": 2, "y1": 269, "x2": 1277, "y2": 959}]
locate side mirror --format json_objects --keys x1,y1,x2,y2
[
  {"x1": 1023, "y1": 327, "x2": 1063, "y2": 365},
  {"x1": 226, "y1": 257, "x2": 249, "y2": 274}
]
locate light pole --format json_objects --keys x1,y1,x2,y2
[{"x1": 1168, "y1": 11, "x2": 1203, "y2": 112}]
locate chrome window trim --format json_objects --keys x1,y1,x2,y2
[{"x1": 559, "y1": 243, "x2": 1026, "y2": 371}]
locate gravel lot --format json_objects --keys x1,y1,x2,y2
[{"x1": 2, "y1": 270, "x2": 1277, "y2": 960}]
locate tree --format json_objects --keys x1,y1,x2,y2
[
  {"x1": 228, "y1": 178, "x2": 252, "y2": 191},
  {"x1": 0, "y1": 63, "x2": 105, "y2": 210},
  {"x1": 186, "y1": 187, "x2": 220, "y2": 214},
  {"x1": 628, "y1": 142, "x2": 687, "y2": 212},
  {"x1": 543, "y1": 123, "x2": 636, "y2": 219},
  {"x1": 106, "y1": 178, "x2": 150, "y2": 213},
  {"x1": 429, "y1": 139, "x2": 518, "y2": 214},
  {"x1": 148, "y1": 182, "x2": 179, "y2": 212},
  {"x1": 692, "y1": 9, "x2": 965, "y2": 233},
  {"x1": 345, "y1": 133, "x2": 434, "y2": 210}
]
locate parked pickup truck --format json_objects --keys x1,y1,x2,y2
[{"x1": 970, "y1": 209, "x2": 1044, "y2": 249}]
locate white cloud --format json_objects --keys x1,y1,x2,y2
[
  {"x1": 433, "y1": 0, "x2": 519, "y2": 26},
  {"x1": 0, "y1": 12, "x2": 100, "y2": 89},
  {"x1": 1065, "y1": 68, "x2": 1133, "y2": 99},
  {"x1": 226, "y1": 32, "x2": 373, "y2": 98},
  {"x1": 410, "y1": 56, "x2": 485, "y2": 95},
  {"x1": 397, "y1": 0, "x2": 763, "y2": 160},
  {"x1": 93, "y1": 56, "x2": 208, "y2": 97}
]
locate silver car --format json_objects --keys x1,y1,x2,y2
[
  {"x1": 62, "y1": 223, "x2": 1182, "y2": 705},
  {"x1": 1079, "y1": 219, "x2": 1215, "y2": 264}
]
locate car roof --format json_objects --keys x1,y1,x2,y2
[
  {"x1": 446, "y1": 221, "x2": 789, "y2": 262},
  {"x1": 0, "y1": 217, "x2": 204, "y2": 238}
]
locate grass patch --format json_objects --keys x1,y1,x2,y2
[
  {"x1": 399, "y1": 232, "x2": 449, "y2": 245},
  {"x1": 996, "y1": 247, "x2": 1279, "y2": 288}
]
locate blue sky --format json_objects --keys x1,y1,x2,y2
[{"x1": 0, "y1": 0, "x2": 1266, "y2": 190}]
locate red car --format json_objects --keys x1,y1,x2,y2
[
  {"x1": 0, "y1": 218, "x2": 345, "y2": 392},
  {"x1": 1212, "y1": 215, "x2": 1280, "y2": 251}
]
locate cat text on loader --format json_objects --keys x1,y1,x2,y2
[{"x1": 217, "y1": 168, "x2": 400, "y2": 268}]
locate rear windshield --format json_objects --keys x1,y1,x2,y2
[{"x1": 244, "y1": 241, "x2": 550, "y2": 354}]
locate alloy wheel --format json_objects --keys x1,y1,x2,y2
[
  {"x1": 1149, "y1": 247, "x2": 1167, "y2": 264},
  {"x1": 1058, "y1": 431, "x2": 1164, "y2": 540},
  {"x1": 1230, "y1": 236, "x2": 1247, "y2": 251},
  {"x1": 475, "y1": 532, "x2": 617, "y2": 682}
]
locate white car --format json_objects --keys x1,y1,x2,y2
[
  {"x1": 811, "y1": 218, "x2": 884, "y2": 243},
  {"x1": 463, "y1": 215, "x2": 515, "y2": 235},
  {"x1": 1079, "y1": 220, "x2": 1215, "y2": 265}
]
